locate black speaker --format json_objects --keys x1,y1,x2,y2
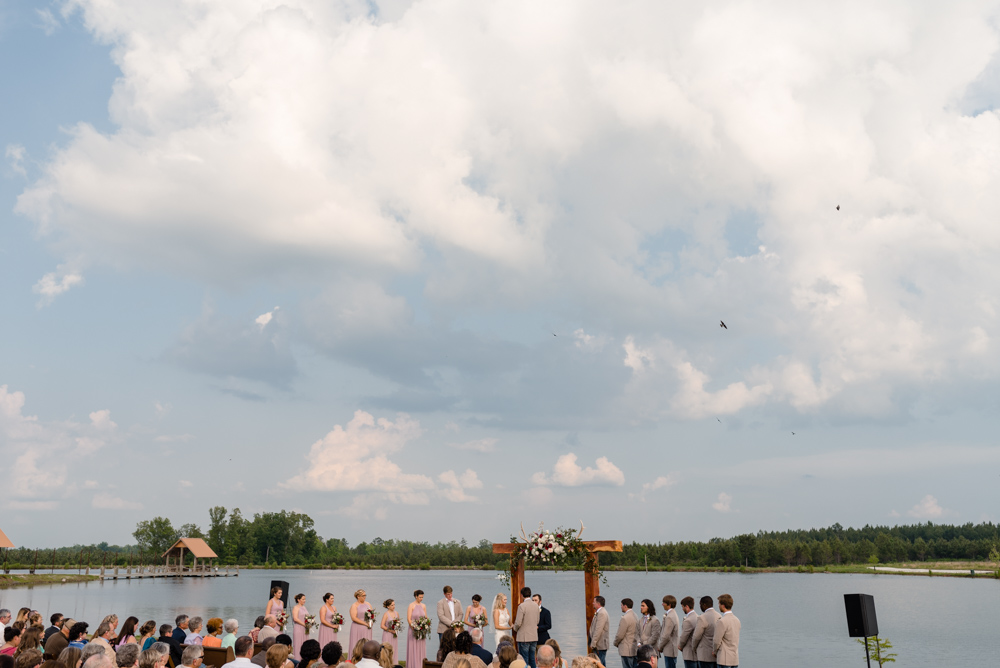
[
  {"x1": 844, "y1": 593, "x2": 878, "y2": 637},
  {"x1": 270, "y1": 580, "x2": 290, "y2": 608}
]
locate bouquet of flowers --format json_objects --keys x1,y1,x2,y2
[
  {"x1": 473, "y1": 613, "x2": 488, "y2": 629},
  {"x1": 364, "y1": 609, "x2": 377, "y2": 629},
  {"x1": 304, "y1": 614, "x2": 317, "y2": 635},
  {"x1": 388, "y1": 618, "x2": 403, "y2": 637},
  {"x1": 276, "y1": 612, "x2": 289, "y2": 631},
  {"x1": 411, "y1": 616, "x2": 432, "y2": 640},
  {"x1": 330, "y1": 612, "x2": 344, "y2": 628},
  {"x1": 450, "y1": 621, "x2": 465, "y2": 632}
]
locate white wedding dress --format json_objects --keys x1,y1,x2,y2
[{"x1": 494, "y1": 608, "x2": 511, "y2": 647}]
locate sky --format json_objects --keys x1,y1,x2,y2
[{"x1": 2, "y1": 0, "x2": 1000, "y2": 550}]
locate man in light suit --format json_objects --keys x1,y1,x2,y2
[
  {"x1": 712, "y1": 595, "x2": 740, "y2": 668},
  {"x1": 676, "y1": 597, "x2": 698, "y2": 668},
  {"x1": 612, "y1": 598, "x2": 638, "y2": 668},
  {"x1": 531, "y1": 595, "x2": 552, "y2": 644},
  {"x1": 656, "y1": 596, "x2": 680, "y2": 668},
  {"x1": 637, "y1": 600, "x2": 661, "y2": 661},
  {"x1": 512, "y1": 587, "x2": 539, "y2": 668},
  {"x1": 692, "y1": 596, "x2": 721, "y2": 668},
  {"x1": 588, "y1": 596, "x2": 610, "y2": 666},
  {"x1": 436, "y1": 586, "x2": 462, "y2": 641}
]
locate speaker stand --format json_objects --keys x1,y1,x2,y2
[{"x1": 863, "y1": 636, "x2": 872, "y2": 668}]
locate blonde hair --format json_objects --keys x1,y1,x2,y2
[
  {"x1": 377, "y1": 644, "x2": 394, "y2": 668},
  {"x1": 266, "y1": 645, "x2": 290, "y2": 668},
  {"x1": 354, "y1": 590, "x2": 366, "y2": 600},
  {"x1": 351, "y1": 640, "x2": 365, "y2": 664},
  {"x1": 544, "y1": 639, "x2": 562, "y2": 661},
  {"x1": 453, "y1": 660, "x2": 471, "y2": 668},
  {"x1": 491, "y1": 594, "x2": 505, "y2": 612}
]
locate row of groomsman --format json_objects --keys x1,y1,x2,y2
[{"x1": 588, "y1": 594, "x2": 740, "y2": 668}]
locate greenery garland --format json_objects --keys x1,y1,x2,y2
[{"x1": 500, "y1": 524, "x2": 606, "y2": 586}]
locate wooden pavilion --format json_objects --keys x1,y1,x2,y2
[
  {"x1": 162, "y1": 537, "x2": 218, "y2": 573},
  {"x1": 0, "y1": 527, "x2": 13, "y2": 549}
]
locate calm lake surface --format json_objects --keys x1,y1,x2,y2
[{"x1": 1, "y1": 568, "x2": 994, "y2": 666}]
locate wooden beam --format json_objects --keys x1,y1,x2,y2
[
  {"x1": 492, "y1": 540, "x2": 622, "y2": 554},
  {"x1": 584, "y1": 554, "x2": 600, "y2": 653}
]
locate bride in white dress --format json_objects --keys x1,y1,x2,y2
[{"x1": 492, "y1": 593, "x2": 512, "y2": 647}]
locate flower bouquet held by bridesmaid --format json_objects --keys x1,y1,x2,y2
[
  {"x1": 318, "y1": 593, "x2": 341, "y2": 648},
  {"x1": 407, "y1": 589, "x2": 431, "y2": 666},
  {"x1": 380, "y1": 599, "x2": 401, "y2": 658},
  {"x1": 348, "y1": 589, "x2": 374, "y2": 651},
  {"x1": 291, "y1": 594, "x2": 309, "y2": 660}
]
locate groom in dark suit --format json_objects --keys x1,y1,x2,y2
[{"x1": 532, "y1": 594, "x2": 552, "y2": 644}]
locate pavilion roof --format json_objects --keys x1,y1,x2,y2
[
  {"x1": 162, "y1": 537, "x2": 217, "y2": 559},
  {"x1": 0, "y1": 527, "x2": 12, "y2": 548}
]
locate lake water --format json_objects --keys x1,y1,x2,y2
[{"x1": 1, "y1": 568, "x2": 994, "y2": 666}]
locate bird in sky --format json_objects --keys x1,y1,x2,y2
[
  {"x1": 720, "y1": 320, "x2": 727, "y2": 329},
  {"x1": 791, "y1": 432, "x2": 796, "y2": 435},
  {"x1": 552, "y1": 332, "x2": 557, "y2": 336},
  {"x1": 717, "y1": 418, "x2": 722, "y2": 423},
  {"x1": 836, "y1": 205, "x2": 840, "y2": 211}
]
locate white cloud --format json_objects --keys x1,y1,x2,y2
[
  {"x1": 712, "y1": 492, "x2": 733, "y2": 513},
  {"x1": 256, "y1": 307, "x2": 279, "y2": 331},
  {"x1": 154, "y1": 433, "x2": 194, "y2": 443},
  {"x1": 532, "y1": 453, "x2": 625, "y2": 487},
  {"x1": 92, "y1": 492, "x2": 143, "y2": 510},
  {"x1": 154, "y1": 401, "x2": 172, "y2": 418},
  {"x1": 5, "y1": 144, "x2": 26, "y2": 176},
  {"x1": 35, "y1": 8, "x2": 60, "y2": 35},
  {"x1": 32, "y1": 265, "x2": 83, "y2": 306},
  {"x1": 643, "y1": 475, "x2": 678, "y2": 494},
  {"x1": 448, "y1": 438, "x2": 498, "y2": 453},
  {"x1": 83, "y1": 480, "x2": 100, "y2": 489},
  {"x1": 285, "y1": 410, "x2": 434, "y2": 503},
  {"x1": 908, "y1": 494, "x2": 944, "y2": 519},
  {"x1": 437, "y1": 469, "x2": 483, "y2": 502},
  {"x1": 179, "y1": 480, "x2": 194, "y2": 488}
]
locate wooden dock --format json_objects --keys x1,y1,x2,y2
[{"x1": 93, "y1": 564, "x2": 239, "y2": 580}]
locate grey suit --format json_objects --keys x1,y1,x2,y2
[
  {"x1": 638, "y1": 615, "x2": 661, "y2": 657},
  {"x1": 437, "y1": 597, "x2": 462, "y2": 634},
  {"x1": 613, "y1": 608, "x2": 638, "y2": 668},
  {"x1": 656, "y1": 609, "x2": 679, "y2": 659},
  {"x1": 713, "y1": 612, "x2": 740, "y2": 667},
  {"x1": 693, "y1": 608, "x2": 721, "y2": 665},
  {"x1": 512, "y1": 599, "x2": 539, "y2": 642},
  {"x1": 677, "y1": 611, "x2": 698, "y2": 665},
  {"x1": 589, "y1": 608, "x2": 610, "y2": 651}
]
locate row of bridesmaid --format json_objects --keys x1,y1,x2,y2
[{"x1": 266, "y1": 586, "x2": 430, "y2": 663}]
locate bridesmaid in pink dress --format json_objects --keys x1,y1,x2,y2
[
  {"x1": 405, "y1": 590, "x2": 427, "y2": 667},
  {"x1": 379, "y1": 599, "x2": 400, "y2": 660},
  {"x1": 318, "y1": 593, "x2": 340, "y2": 649},
  {"x1": 348, "y1": 589, "x2": 373, "y2": 653},
  {"x1": 291, "y1": 594, "x2": 308, "y2": 660},
  {"x1": 266, "y1": 586, "x2": 285, "y2": 620}
]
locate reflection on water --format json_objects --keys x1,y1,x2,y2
[{"x1": 0, "y1": 568, "x2": 991, "y2": 667}]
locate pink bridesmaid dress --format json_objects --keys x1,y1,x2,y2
[
  {"x1": 292, "y1": 605, "x2": 308, "y2": 660},
  {"x1": 349, "y1": 602, "x2": 373, "y2": 652},
  {"x1": 318, "y1": 606, "x2": 338, "y2": 648},
  {"x1": 380, "y1": 612, "x2": 399, "y2": 659},
  {"x1": 405, "y1": 603, "x2": 426, "y2": 667}
]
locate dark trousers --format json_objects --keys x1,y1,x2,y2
[
  {"x1": 621, "y1": 656, "x2": 637, "y2": 668},
  {"x1": 662, "y1": 658, "x2": 677, "y2": 668},
  {"x1": 518, "y1": 641, "x2": 536, "y2": 668},
  {"x1": 594, "y1": 651, "x2": 607, "y2": 665}
]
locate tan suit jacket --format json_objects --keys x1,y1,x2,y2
[
  {"x1": 676, "y1": 611, "x2": 698, "y2": 663},
  {"x1": 692, "y1": 608, "x2": 720, "y2": 663},
  {"x1": 638, "y1": 615, "x2": 661, "y2": 656},
  {"x1": 589, "y1": 608, "x2": 609, "y2": 651},
  {"x1": 612, "y1": 610, "x2": 637, "y2": 657},
  {"x1": 656, "y1": 609, "x2": 679, "y2": 658},
  {"x1": 713, "y1": 612, "x2": 740, "y2": 666},
  {"x1": 437, "y1": 597, "x2": 462, "y2": 634},
  {"x1": 512, "y1": 599, "x2": 539, "y2": 642}
]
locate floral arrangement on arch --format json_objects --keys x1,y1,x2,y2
[{"x1": 500, "y1": 522, "x2": 603, "y2": 586}]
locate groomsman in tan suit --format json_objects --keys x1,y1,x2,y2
[
  {"x1": 712, "y1": 595, "x2": 740, "y2": 668},
  {"x1": 692, "y1": 596, "x2": 721, "y2": 668},
  {"x1": 612, "y1": 599, "x2": 638, "y2": 668},
  {"x1": 656, "y1": 596, "x2": 679, "y2": 668},
  {"x1": 675, "y1": 597, "x2": 698, "y2": 668},
  {"x1": 436, "y1": 586, "x2": 462, "y2": 640},
  {"x1": 588, "y1": 596, "x2": 610, "y2": 666},
  {"x1": 637, "y1": 600, "x2": 661, "y2": 660},
  {"x1": 512, "y1": 587, "x2": 540, "y2": 668}
]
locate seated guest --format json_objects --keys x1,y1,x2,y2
[
  {"x1": 117, "y1": 644, "x2": 140, "y2": 668},
  {"x1": 89, "y1": 625, "x2": 114, "y2": 653},
  {"x1": 220, "y1": 621, "x2": 238, "y2": 650},
  {"x1": 116, "y1": 619, "x2": 140, "y2": 648},
  {"x1": 172, "y1": 619, "x2": 188, "y2": 647},
  {"x1": 354, "y1": 642, "x2": 380, "y2": 668},
  {"x1": 248, "y1": 620, "x2": 264, "y2": 645},
  {"x1": 137, "y1": 624, "x2": 157, "y2": 654},
  {"x1": 252, "y1": 639, "x2": 276, "y2": 668},
  {"x1": 137, "y1": 650, "x2": 163, "y2": 668},
  {"x1": 18, "y1": 627, "x2": 44, "y2": 655},
  {"x1": 45, "y1": 618, "x2": 75, "y2": 658},
  {"x1": 468, "y1": 630, "x2": 492, "y2": 666},
  {"x1": 16, "y1": 649, "x2": 44, "y2": 668},
  {"x1": 534, "y1": 646, "x2": 555, "y2": 668},
  {"x1": 58, "y1": 647, "x2": 82, "y2": 668},
  {"x1": 257, "y1": 620, "x2": 279, "y2": 644},
  {"x1": 320, "y1": 642, "x2": 341, "y2": 668},
  {"x1": 147, "y1": 646, "x2": 169, "y2": 668},
  {"x1": 180, "y1": 645, "x2": 204, "y2": 668},
  {"x1": 436, "y1": 630, "x2": 457, "y2": 662},
  {"x1": 201, "y1": 621, "x2": 222, "y2": 648},
  {"x1": 44, "y1": 616, "x2": 65, "y2": 645},
  {"x1": 155, "y1": 626, "x2": 181, "y2": 668},
  {"x1": 221, "y1": 638, "x2": 254, "y2": 668},
  {"x1": 441, "y1": 633, "x2": 486, "y2": 668},
  {"x1": 183, "y1": 620, "x2": 204, "y2": 647},
  {"x1": 68, "y1": 626, "x2": 89, "y2": 652},
  {"x1": 542, "y1": 641, "x2": 565, "y2": 668},
  {"x1": 274, "y1": 638, "x2": 297, "y2": 668},
  {"x1": 635, "y1": 645, "x2": 656, "y2": 668},
  {"x1": 2, "y1": 629, "x2": 20, "y2": 656},
  {"x1": 80, "y1": 645, "x2": 106, "y2": 667},
  {"x1": 264, "y1": 646, "x2": 292, "y2": 668},
  {"x1": 298, "y1": 642, "x2": 320, "y2": 668},
  {"x1": 492, "y1": 643, "x2": 523, "y2": 668}
]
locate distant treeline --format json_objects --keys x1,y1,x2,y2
[{"x1": 3, "y1": 509, "x2": 999, "y2": 569}]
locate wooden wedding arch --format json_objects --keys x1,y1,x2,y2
[{"x1": 493, "y1": 537, "x2": 622, "y2": 651}]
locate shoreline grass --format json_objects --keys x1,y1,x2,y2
[{"x1": 0, "y1": 573, "x2": 100, "y2": 589}]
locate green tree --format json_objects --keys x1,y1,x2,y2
[
  {"x1": 856, "y1": 636, "x2": 897, "y2": 666},
  {"x1": 207, "y1": 506, "x2": 229, "y2": 555},
  {"x1": 133, "y1": 517, "x2": 178, "y2": 555}
]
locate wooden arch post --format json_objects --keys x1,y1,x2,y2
[{"x1": 493, "y1": 540, "x2": 622, "y2": 651}]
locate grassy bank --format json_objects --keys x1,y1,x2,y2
[{"x1": 0, "y1": 573, "x2": 100, "y2": 589}]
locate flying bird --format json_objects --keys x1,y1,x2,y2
[
  {"x1": 720, "y1": 320, "x2": 727, "y2": 329},
  {"x1": 717, "y1": 418, "x2": 722, "y2": 423},
  {"x1": 836, "y1": 205, "x2": 840, "y2": 211},
  {"x1": 791, "y1": 432, "x2": 796, "y2": 435}
]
